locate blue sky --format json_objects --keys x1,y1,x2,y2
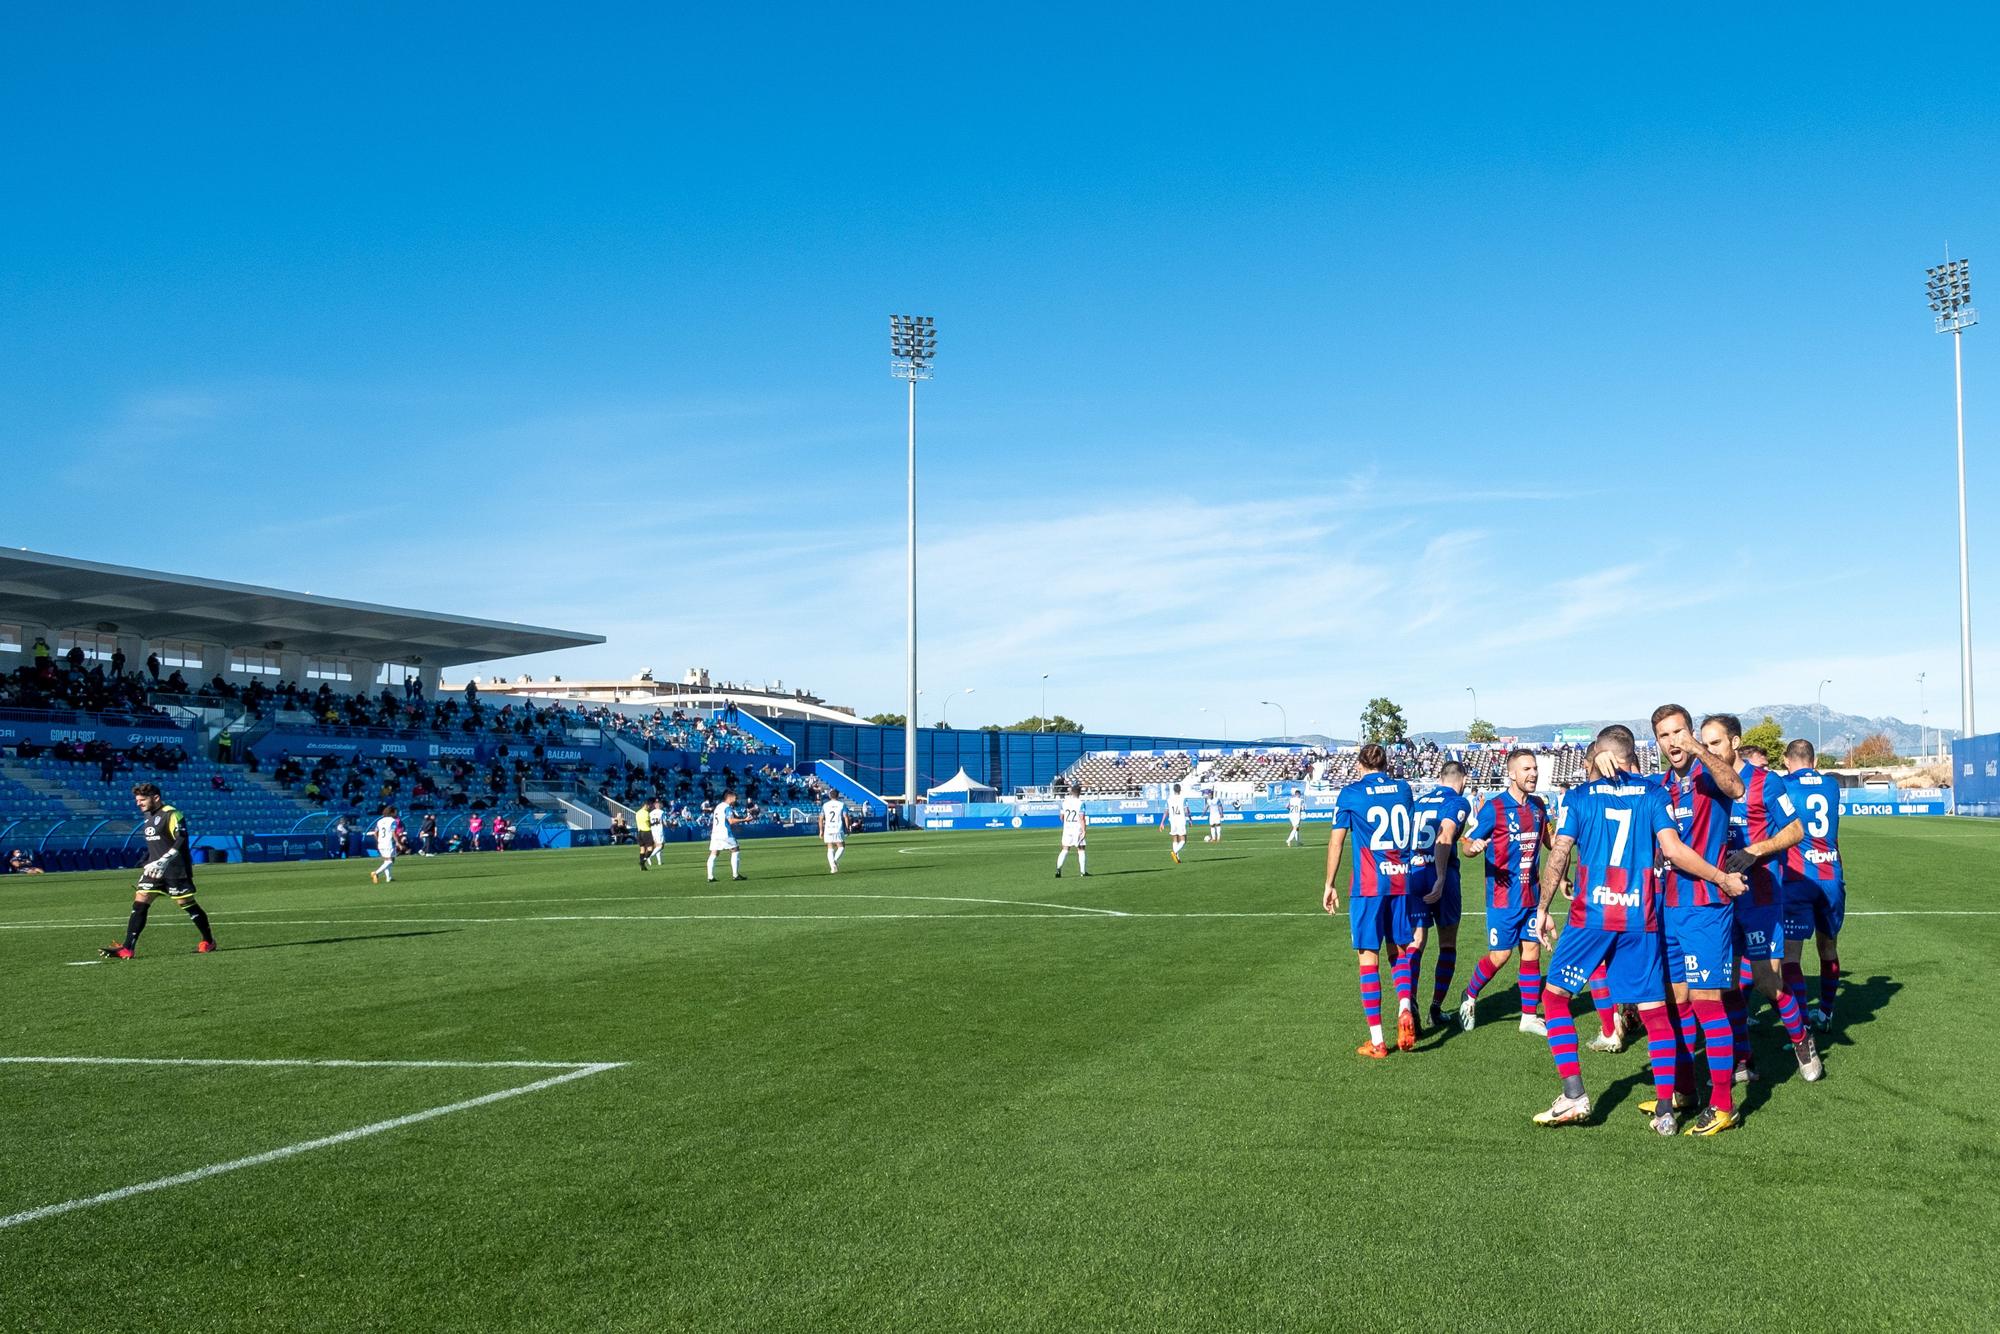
[{"x1": 4, "y1": 5, "x2": 1995, "y2": 738}]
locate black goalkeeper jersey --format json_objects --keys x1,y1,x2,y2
[{"x1": 141, "y1": 805, "x2": 195, "y2": 885}]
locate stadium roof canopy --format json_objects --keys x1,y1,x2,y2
[{"x1": 0, "y1": 548, "x2": 603, "y2": 668}]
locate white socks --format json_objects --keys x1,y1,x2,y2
[{"x1": 706, "y1": 853, "x2": 717, "y2": 879}]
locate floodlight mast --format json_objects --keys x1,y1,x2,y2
[
  {"x1": 1928, "y1": 259, "x2": 1978, "y2": 739},
  {"x1": 890, "y1": 315, "x2": 936, "y2": 817}
]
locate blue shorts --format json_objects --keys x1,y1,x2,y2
[
  {"x1": 1783, "y1": 878, "x2": 1846, "y2": 942},
  {"x1": 1664, "y1": 901, "x2": 1735, "y2": 990},
  {"x1": 1547, "y1": 925, "x2": 1665, "y2": 1004},
  {"x1": 1484, "y1": 903, "x2": 1537, "y2": 952},
  {"x1": 1733, "y1": 897, "x2": 1786, "y2": 963},
  {"x1": 1406, "y1": 866, "x2": 1461, "y2": 930},
  {"x1": 1349, "y1": 895, "x2": 1425, "y2": 952}
]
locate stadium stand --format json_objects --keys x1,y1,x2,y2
[
  {"x1": 1060, "y1": 751, "x2": 1195, "y2": 795},
  {"x1": 1206, "y1": 749, "x2": 1323, "y2": 784}
]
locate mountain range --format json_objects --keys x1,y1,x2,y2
[{"x1": 1266, "y1": 705, "x2": 1952, "y2": 756}]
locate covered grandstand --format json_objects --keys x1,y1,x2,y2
[{"x1": 0, "y1": 551, "x2": 854, "y2": 868}]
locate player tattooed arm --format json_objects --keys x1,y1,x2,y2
[
  {"x1": 1322, "y1": 827, "x2": 1347, "y2": 914},
  {"x1": 1535, "y1": 833, "x2": 1575, "y2": 943},
  {"x1": 1689, "y1": 740, "x2": 1745, "y2": 799},
  {"x1": 1657, "y1": 828, "x2": 1747, "y2": 897}
]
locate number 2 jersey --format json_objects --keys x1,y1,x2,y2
[
  {"x1": 1555, "y1": 772, "x2": 1670, "y2": 932},
  {"x1": 1334, "y1": 774, "x2": 1415, "y2": 896},
  {"x1": 1467, "y1": 790, "x2": 1549, "y2": 909},
  {"x1": 1780, "y1": 766, "x2": 1843, "y2": 887}
]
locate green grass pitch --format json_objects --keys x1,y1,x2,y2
[{"x1": 2, "y1": 818, "x2": 1997, "y2": 1331}]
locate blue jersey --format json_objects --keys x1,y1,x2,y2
[
  {"x1": 1781, "y1": 767, "x2": 1843, "y2": 886},
  {"x1": 1410, "y1": 786, "x2": 1472, "y2": 894},
  {"x1": 1334, "y1": 775, "x2": 1416, "y2": 897},
  {"x1": 1555, "y1": 771, "x2": 1672, "y2": 933}
]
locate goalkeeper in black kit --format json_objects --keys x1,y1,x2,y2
[{"x1": 101, "y1": 782, "x2": 217, "y2": 959}]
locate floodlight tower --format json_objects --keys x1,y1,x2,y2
[
  {"x1": 890, "y1": 315, "x2": 936, "y2": 814},
  {"x1": 1927, "y1": 258, "x2": 1977, "y2": 739}
]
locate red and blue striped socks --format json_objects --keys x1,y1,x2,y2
[
  {"x1": 1359, "y1": 961, "x2": 1384, "y2": 1042},
  {"x1": 1773, "y1": 989, "x2": 1808, "y2": 1044},
  {"x1": 1463, "y1": 955, "x2": 1498, "y2": 1001},
  {"x1": 1431, "y1": 947, "x2": 1457, "y2": 1011},
  {"x1": 1783, "y1": 961, "x2": 1810, "y2": 1021},
  {"x1": 1518, "y1": 961, "x2": 1543, "y2": 1019},
  {"x1": 1638, "y1": 1005, "x2": 1679, "y2": 1106},
  {"x1": 1589, "y1": 963, "x2": 1617, "y2": 1037},
  {"x1": 1820, "y1": 955, "x2": 1840, "y2": 1016},
  {"x1": 1693, "y1": 996, "x2": 1735, "y2": 1112},
  {"x1": 1391, "y1": 949, "x2": 1418, "y2": 1014},
  {"x1": 1542, "y1": 991, "x2": 1580, "y2": 1080}
]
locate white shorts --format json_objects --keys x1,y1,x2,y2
[
  {"x1": 710, "y1": 838, "x2": 737, "y2": 852},
  {"x1": 1061, "y1": 831, "x2": 1086, "y2": 849},
  {"x1": 822, "y1": 833, "x2": 844, "y2": 846},
  {"x1": 376, "y1": 848, "x2": 396, "y2": 864},
  {"x1": 1168, "y1": 819, "x2": 1188, "y2": 837},
  {"x1": 1289, "y1": 816, "x2": 1302, "y2": 828}
]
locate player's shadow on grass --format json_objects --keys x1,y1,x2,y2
[
  {"x1": 1821, "y1": 973, "x2": 1899, "y2": 1046},
  {"x1": 224, "y1": 929, "x2": 460, "y2": 952},
  {"x1": 1078, "y1": 867, "x2": 1166, "y2": 877}
]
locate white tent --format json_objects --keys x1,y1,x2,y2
[{"x1": 926, "y1": 767, "x2": 998, "y2": 802}]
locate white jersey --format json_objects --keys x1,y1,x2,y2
[
  {"x1": 1059, "y1": 794, "x2": 1087, "y2": 847},
  {"x1": 373, "y1": 816, "x2": 399, "y2": 855},
  {"x1": 820, "y1": 798, "x2": 847, "y2": 842},
  {"x1": 1207, "y1": 795, "x2": 1224, "y2": 825},
  {"x1": 1165, "y1": 792, "x2": 1189, "y2": 836},
  {"x1": 1287, "y1": 794, "x2": 1305, "y2": 824},
  {"x1": 709, "y1": 806, "x2": 738, "y2": 850}
]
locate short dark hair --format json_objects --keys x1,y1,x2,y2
[
  {"x1": 1785, "y1": 738, "x2": 1817, "y2": 764},
  {"x1": 1701, "y1": 713, "x2": 1743, "y2": 739},
  {"x1": 1439, "y1": 761, "x2": 1466, "y2": 779},
  {"x1": 1650, "y1": 704, "x2": 1692, "y2": 733},
  {"x1": 382, "y1": 804, "x2": 397, "y2": 815},
  {"x1": 1506, "y1": 747, "x2": 1536, "y2": 765},
  {"x1": 1601, "y1": 733, "x2": 1639, "y2": 769},
  {"x1": 131, "y1": 782, "x2": 161, "y2": 799},
  {"x1": 1739, "y1": 745, "x2": 1768, "y2": 762},
  {"x1": 1597, "y1": 723, "x2": 1637, "y2": 747},
  {"x1": 1357, "y1": 742, "x2": 1389, "y2": 771}
]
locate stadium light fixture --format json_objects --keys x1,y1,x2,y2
[
  {"x1": 1918, "y1": 671, "x2": 1928, "y2": 761},
  {"x1": 890, "y1": 314, "x2": 937, "y2": 814},
  {"x1": 1039, "y1": 673, "x2": 1050, "y2": 732},
  {"x1": 1465, "y1": 686, "x2": 1479, "y2": 732},
  {"x1": 1817, "y1": 679, "x2": 1834, "y2": 757},
  {"x1": 1926, "y1": 256, "x2": 1977, "y2": 739},
  {"x1": 1259, "y1": 699, "x2": 1289, "y2": 740}
]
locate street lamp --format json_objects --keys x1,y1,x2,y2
[
  {"x1": 1817, "y1": 678, "x2": 1834, "y2": 756},
  {"x1": 941, "y1": 687, "x2": 974, "y2": 729},
  {"x1": 1259, "y1": 699, "x2": 1288, "y2": 740},
  {"x1": 1927, "y1": 258, "x2": 1977, "y2": 739},
  {"x1": 1201, "y1": 706, "x2": 1228, "y2": 743},
  {"x1": 891, "y1": 314, "x2": 937, "y2": 810},
  {"x1": 1466, "y1": 686, "x2": 1479, "y2": 734},
  {"x1": 1039, "y1": 673, "x2": 1050, "y2": 731},
  {"x1": 1918, "y1": 671, "x2": 1929, "y2": 761}
]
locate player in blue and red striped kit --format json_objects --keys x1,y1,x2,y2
[
  {"x1": 1532, "y1": 732, "x2": 1747, "y2": 1134},
  {"x1": 1651, "y1": 704, "x2": 1749, "y2": 1133},
  {"x1": 1323, "y1": 743, "x2": 1419, "y2": 1058},
  {"x1": 1410, "y1": 761, "x2": 1472, "y2": 1029},
  {"x1": 1703, "y1": 714, "x2": 1822, "y2": 1084},
  {"x1": 1453, "y1": 748, "x2": 1551, "y2": 1036},
  {"x1": 1780, "y1": 739, "x2": 1846, "y2": 1029}
]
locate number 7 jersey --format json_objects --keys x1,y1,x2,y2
[
  {"x1": 1334, "y1": 774, "x2": 1416, "y2": 896},
  {"x1": 1555, "y1": 772, "x2": 1672, "y2": 932}
]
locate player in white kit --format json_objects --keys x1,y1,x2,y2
[
  {"x1": 1286, "y1": 790, "x2": 1305, "y2": 846},
  {"x1": 1055, "y1": 782, "x2": 1088, "y2": 878},
  {"x1": 1205, "y1": 790, "x2": 1225, "y2": 843},
  {"x1": 706, "y1": 791, "x2": 750, "y2": 881},
  {"x1": 1164, "y1": 782, "x2": 1189, "y2": 863},
  {"x1": 646, "y1": 797, "x2": 667, "y2": 868},
  {"x1": 368, "y1": 805, "x2": 402, "y2": 884},
  {"x1": 820, "y1": 795, "x2": 850, "y2": 873}
]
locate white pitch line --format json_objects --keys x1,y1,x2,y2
[
  {"x1": 0, "y1": 1056, "x2": 616, "y2": 1070},
  {"x1": 0, "y1": 1060, "x2": 625, "y2": 1232},
  {"x1": 216, "y1": 892, "x2": 1129, "y2": 917}
]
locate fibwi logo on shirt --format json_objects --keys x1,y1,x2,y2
[{"x1": 1590, "y1": 885, "x2": 1640, "y2": 909}]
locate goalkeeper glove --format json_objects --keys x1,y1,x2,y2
[{"x1": 1723, "y1": 848, "x2": 1758, "y2": 875}]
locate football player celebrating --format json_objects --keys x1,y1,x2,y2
[
  {"x1": 100, "y1": 783, "x2": 218, "y2": 959},
  {"x1": 1703, "y1": 715, "x2": 1821, "y2": 1082},
  {"x1": 1322, "y1": 744, "x2": 1419, "y2": 1057},
  {"x1": 1455, "y1": 749, "x2": 1551, "y2": 1035},
  {"x1": 1780, "y1": 739, "x2": 1846, "y2": 1030},
  {"x1": 1532, "y1": 735, "x2": 1746, "y2": 1134},
  {"x1": 1410, "y1": 761, "x2": 1471, "y2": 1028}
]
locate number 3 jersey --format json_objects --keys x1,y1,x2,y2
[
  {"x1": 1781, "y1": 767, "x2": 1843, "y2": 887},
  {"x1": 1334, "y1": 774, "x2": 1415, "y2": 896},
  {"x1": 1555, "y1": 772, "x2": 1671, "y2": 933}
]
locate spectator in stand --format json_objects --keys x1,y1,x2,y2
[
  {"x1": 33, "y1": 636, "x2": 51, "y2": 666},
  {"x1": 8, "y1": 848, "x2": 45, "y2": 875},
  {"x1": 66, "y1": 643, "x2": 85, "y2": 672},
  {"x1": 609, "y1": 811, "x2": 630, "y2": 845},
  {"x1": 420, "y1": 812, "x2": 439, "y2": 855},
  {"x1": 146, "y1": 651, "x2": 161, "y2": 682},
  {"x1": 332, "y1": 815, "x2": 351, "y2": 857},
  {"x1": 110, "y1": 647, "x2": 126, "y2": 678}
]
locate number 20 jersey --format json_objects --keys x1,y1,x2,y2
[{"x1": 1334, "y1": 775, "x2": 1415, "y2": 897}]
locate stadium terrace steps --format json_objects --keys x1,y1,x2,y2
[{"x1": 0, "y1": 761, "x2": 99, "y2": 816}]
